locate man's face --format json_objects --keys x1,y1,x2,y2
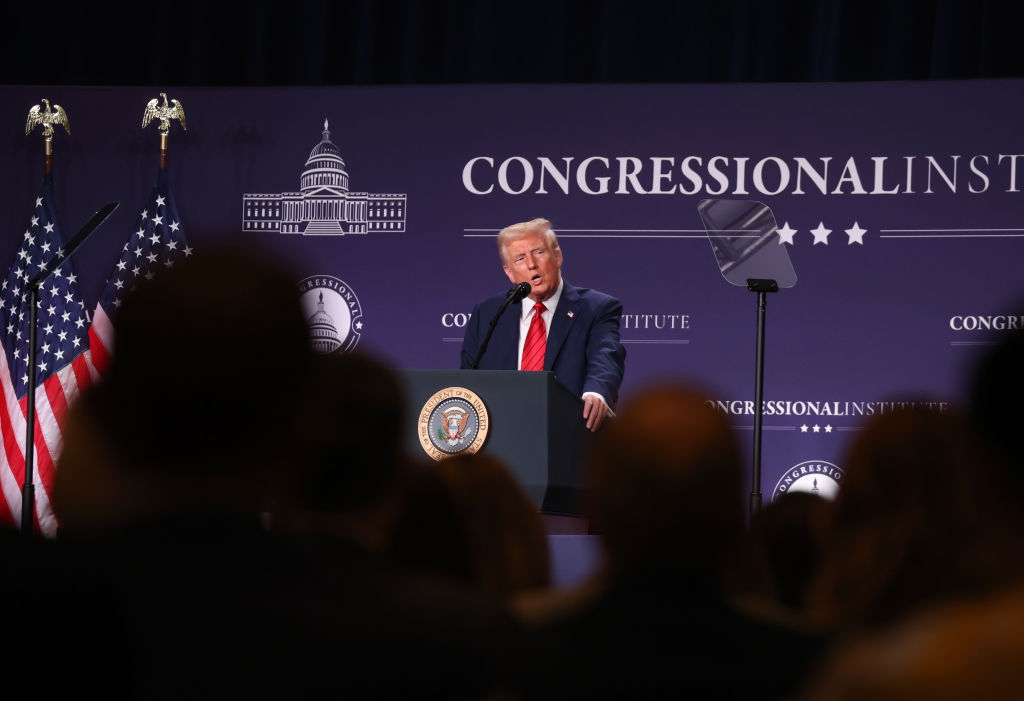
[{"x1": 503, "y1": 232, "x2": 563, "y2": 302}]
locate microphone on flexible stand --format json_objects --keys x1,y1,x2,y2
[{"x1": 471, "y1": 282, "x2": 532, "y2": 369}]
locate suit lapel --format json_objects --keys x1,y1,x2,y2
[
  {"x1": 494, "y1": 301, "x2": 521, "y2": 369},
  {"x1": 545, "y1": 281, "x2": 580, "y2": 371}
]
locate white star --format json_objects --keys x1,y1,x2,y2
[
  {"x1": 21, "y1": 374, "x2": 27, "y2": 385},
  {"x1": 113, "y1": 298, "x2": 122, "y2": 308},
  {"x1": 810, "y1": 222, "x2": 832, "y2": 245},
  {"x1": 776, "y1": 222, "x2": 797, "y2": 245},
  {"x1": 134, "y1": 246, "x2": 144, "y2": 257},
  {"x1": 46, "y1": 304, "x2": 56, "y2": 316},
  {"x1": 18, "y1": 249, "x2": 28, "y2": 261},
  {"x1": 38, "y1": 259, "x2": 48, "y2": 271},
  {"x1": 67, "y1": 273, "x2": 77, "y2": 285},
  {"x1": 64, "y1": 291, "x2": 74, "y2": 304},
  {"x1": 812, "y1": 424, "x2": 821, "y2": 433},
  {"x1": 140, "y1": 209, "x2": 148, "y2": 219},
  {"x1": 49, "y1": 284, "x2": 59, "y2": 297},
  {"x1": 800, "y1": 424, "x2": 808, "y2": 433},
  {"x1": 144, "y1": 272, "x2": 155, "y2": 281},
  {"x1": 135, "y1": 228, "x2": 145, "y2": 239},
  {"x1": 13, "y1": 349, "x2": 19, "y2": 360},
  {"x1": 167, "y1": 240, "x2": 178, "y2": 250},
  {"x1": 41, "y1": 342, "x2": 50, "y2": 355},
  {"x1": 149, "y1": 233, "x2": 161, "y2": 245},
  {"x1": 23, "y1": 231, "x2": 31, "y2": 241},
  {"x1": 38, "y1": 361, "x2": 47, "y2": 373},
  {"x1": 58, "y1": 330, "x2": 67, "y2": 342},
  {"x1": 825, "y1": 425, "x2": 833, "y2": 433},
  {"x1": 44, "y1": 222, "x2": 54, "y2": 234},
  {"x1": 845, "y1": 222, "x2": 867, "y2": 245},
  {"x1": 55, "y1": 349, "x2": 64, "y2": 361},
  {"x1": 169, "y1": 221, "x2": 180, "y2": 232},
  {"x1": 40, "y1": 241, "x2": 51, "y2": 253},
  {"x1": 155, "y1": 195, "x2": 166, "y2": 207},
  {"x1": 35, "y1": 197, "x2": 42, "y2": 207},
  {"x1": 355, "y1": 321, "x2": 363, "y2": 330},
  {"x1": 30, "y1": 217, "x2": 38, "y2": 228},
  {"x1": 114, "y1": 279, "x2": 124, "y2": 290},
  {"x1": 74, "y1": 317, "x2": 84, "y2": 328},
  {"x1": 164, "y1": 258, "x2": 175, "y2": 268},
  {"x1": 72, "y1": 336, "x2": 81, "y2": 348},
  {"x1": 53, "y1": 268, "x2": 62, "y2": 278},
  {"x1": 56, "y1": 248, "x2": 64, "y2": 259},
  {"x1": 147, "y1": 253, "x2": 158, "y2": 263},
  {"x1": 131, "y1": 265, "x2": 140, "y2": 276},
  {"x1": 184, "y1": 246, "x2": 193, "y2": 257},
  {"x1": 5, "y1": 323, "x2": 12, "y2": 334},
  {"x1": 152, "y1": 214, "x2": 163, "y2": 226},
  {"x1": 43, "y1": 323, "x2": 53, "y2": 335},
  {"x1": 62, "y1": 311, "x2": 71, "y2": 323},
  {"x1": 117, "y1": 260, "x2": 127, "y2": 271}
]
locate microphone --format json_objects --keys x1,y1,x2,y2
[
  {"x1": 471, "y1": 282, "x2": 532, "y2": 369},
  {"x1": 506, "y1": 281, "x2": 532, "y2": 302}
]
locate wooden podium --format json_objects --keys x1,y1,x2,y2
[{"x1": 398, "y1": 370, "x2": 591, "y2": 515}]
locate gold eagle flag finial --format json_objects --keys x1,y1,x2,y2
[
  {"x1": 142, "y1": 92, "x2": 186, "y2": 167},
  {"x1": 26, "y1": 98, "x2": 70, "y2": 165}
]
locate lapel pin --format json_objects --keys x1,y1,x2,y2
[{"x1": 567, "y1": 311, "x2": 574, "y2": 318}]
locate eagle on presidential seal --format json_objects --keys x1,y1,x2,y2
[{"x1": 440, "y1": 406, "x2": 471, "y2": 446}]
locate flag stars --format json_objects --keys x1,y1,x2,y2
[
  {"x1": 55, "y1": 349, "x2": 64, "y2": 361},
  {"x1": 117, "y1": 260, "x2": 127, "y2": 271},
  {"x1": 169, "y1": 221, "x2": 180, "y2": 232},
  {"x1": 147, "y1": 253, "x2": 158, "y2": 264},
  {"x1": 30, "y1": 217, "x2": 38, "y2": 228},
  {"x1": 140, "y1": 209, "x2": 149, "y2": 219},
  {"x1": 134, "y1": 246, "x2": 144, "y2": 257},
  {"x1": 46, "y1": 304, "x2": 56, "y2": 317},
  {"x1": 67, "y1": 273, "x2": 77, "y2": 285},
  {"x1": 149, "y1": 232, "x2": 161, "y2": 246},
  {"x1": 72, "y1": 336, "x2": 81, "y2": 348},
  {"x1": 152, "y1": 214, "x2": 163, "y2": 226},
  {"x1": 167, "y1": 240, "x2": 178, "y2": 250},
  {"x1": 184, "y1": 246, "x2": 193, "y2": 257},
  {"x1": 49, "y1": 284, "x2": 59, "y2": 297},
  {"x1": 155, "y1": 195, "x2": 166, "y2": 207},
  {"x1": 74, "y1": 317, "x2": 84, "y2": 329},
  {"x1": 41, "y1": 342, "x2": 50, "y2": 355},
  {"x1": 35, "y1": 197, "x2": 42, "y2": 207},
  {"x1": 41, "y1": 241, "x2": 51, "y2": 253},
  {"x1": 38, "y1": 361, "x2": 47, "y2": 373},
  {"x1": 56, "y1": 248, "x2": 65, "y2": 259},
  {"x1": 43, "y1": 323, "x2": 53, "y2": 335},
  {"x1": 44, "y1": 222, "x2": 54, "y2": 234},
  {"x1": 114, "y1": 279, "x2": 125, "y2": 290},
  {"x1": 136, "y1": 228, "x2": 145, "y2": 239}
]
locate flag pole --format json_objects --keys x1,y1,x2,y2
[
  {"x1": 142, "y1": 92, "x2": 186, "y2": 172},
  {"x1": 22, "y1": 100, "x2": 70, "y2": 536}
]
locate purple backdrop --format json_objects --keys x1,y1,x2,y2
[{"x1": 2, "y1": 82, "x2": 1021, "y2": 509}]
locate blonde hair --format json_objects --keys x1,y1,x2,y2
[{"x1": 497, "y1": 218, "x2": 560, "y2": 264}]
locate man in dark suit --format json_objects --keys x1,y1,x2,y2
[{"x1": 460, "y1": 218, "x2": 625, "y2": 431}]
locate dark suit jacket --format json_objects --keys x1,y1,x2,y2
[{"x1": 460, "y1": 280, "x2": 625, "y2": 406}]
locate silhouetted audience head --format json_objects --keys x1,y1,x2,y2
[
  {"x1": 969, "y1": 323, "x2": 1024, "y2": 490},
  {"x1": 586, "y1": 385, "x2": 743, "y2": 586},
  {"x1": 749, "y1": 491, "x2": 830, "y2": 613},
  {"x1": 391, "y1": 452, "x2": 550, "y2": 600},
  {"x1": 293, "y1": 350, "x2": 407, "y2": 513},
  {"x1": 104, "y1": 245, "x2": 310, "y2": 474},
  {"x1": 55, "y1": 246, "x2": 310, "y2": 527},
  {"x1": 808, "y1": 404, "x2": 997, "y2": 632}
]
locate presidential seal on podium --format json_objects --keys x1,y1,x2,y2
[{"x1": 418, "y1": 387, "x2": 489, "y2": 460}]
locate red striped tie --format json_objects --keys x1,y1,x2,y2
[{"x1": 520, "y1": 302, "x2": 547, "y2": 371}]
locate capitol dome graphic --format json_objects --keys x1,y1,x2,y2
[
  {"x1": 298, "y1": 275, "x2": 363, "y2": 354},
  {"x1": 242, "y1": 119, "x2": 407, "y2": 236},
  {"x1": 308, "y1": 292, "x2": 342, "y2": 353}
]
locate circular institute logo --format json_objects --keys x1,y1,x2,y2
[
  {"x1": 418, "y1": 387, "x2": 490, "y2": 461},
  {"x1": 771, "y1": 460, "x2": 845, "y2": 502},
  {"x1": 297, "y1": 275, "x2": 363, "y2": 354}
]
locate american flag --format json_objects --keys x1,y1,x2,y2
[
  {"x1": 0, "y1": 174, "x2": 97, "y2": 535},
  {"x1": 89, "y1": 168, "x2": 191, "y2": 376}
]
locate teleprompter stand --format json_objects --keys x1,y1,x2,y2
[{"x1": 697, "y1": 200, "x2": 796, "y2": 519}]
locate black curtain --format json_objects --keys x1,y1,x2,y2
[{"x1": 3, "y1": 0, "x2": 1022, "y2": 85}]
